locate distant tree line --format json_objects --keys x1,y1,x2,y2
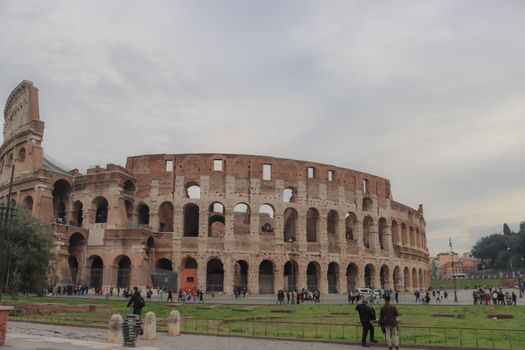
[{"x1": 471, "y1": 222, "x2": 525, "y2": 270}]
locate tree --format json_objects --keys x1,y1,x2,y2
[
  {"x1": 503, "y1": 223, "x2": 512, "y2": 236},
  {"x1": 4, "y1": 209, "x2": 55, "y2": 295},
  {"x1": 471, "y1": 233, "x2": 508, "y2": 268}
]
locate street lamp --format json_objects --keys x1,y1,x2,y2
[
  {"x1": 449, "y1": 238, "x2": 458, "y2": 303},
  {"x1": 507, "y1": 244, "x2": 513, "y2": 276}
]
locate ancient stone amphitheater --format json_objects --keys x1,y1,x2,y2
[{"x1": 1, "y1": 81, "x2": 430, "y2": 295}]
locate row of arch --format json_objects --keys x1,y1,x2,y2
[{"x1": 74, "y1": 252, "x2": 428, "y2": 293}]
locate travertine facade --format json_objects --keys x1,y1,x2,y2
[{"x1": 1, "y1": 81, "x2": 430, "y2": 294}]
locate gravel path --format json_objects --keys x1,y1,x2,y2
[{"x1": 7, "y1": 321, "x2": 428, "y2": 350}]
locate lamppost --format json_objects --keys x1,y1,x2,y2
[
  {"x1": 507, "y1": 244, "x2": 513, "y2": 277},
  {"x1": 449, "y1": 238, "x2": 458, "y2": 303}
]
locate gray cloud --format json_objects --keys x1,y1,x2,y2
[{"x1": 1, "y1": 0, "x2": 525, "y2": 255}]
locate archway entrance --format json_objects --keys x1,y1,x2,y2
[
  {"x1": 152, "y1": 258, "x2": 177, "y2": 290},
  {"x1": 116, "y1": 256, "x2": 131, "y2": 288},
  {"x1": 380, "y1": 265, "x2": 390, "y2": 289},
  {"x1": 181, "y1": 258, "x2": 198, "y2": 292},
  {"x1": 234, "y1": 260, "x2": 248, "y2": 290},
  {"x1": 306, "y1": 262, "x2": 320, "y2": 291},
  {"x1": 258, "y1": 260, "x2": 274, "y2": 294},
  {"x1": 346, "y1": 263, "x2": 358, "y2": 291},
  {"x1": 283, "y1": 260, "x2": 298, "y2": 291},
  {"x1": 206, "y1": 259, "x2": 224, "y2": 292},
  {"x1": 68, "y1": 256, "x2": 79, "y2": 283},
  {"x1": 90, "y1": 256, "x2": 103, "y2": 288},
  {"x1": 364, "y1": 264, "x2": 375, "y2": 289},
  {"x1": 327, "y1": 262, "x2": 339, "y2": 293}
]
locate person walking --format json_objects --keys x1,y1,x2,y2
[
  {"x1": 379, "y1": 295, "x2": 400, "y2": 350},
  {"x1": 127, "y1": 287, "x2": 145, "y2": 335},
  {"x1": 355, "y1": 299, "x2": 378, "y2": 347}
]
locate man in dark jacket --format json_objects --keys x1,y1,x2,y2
[
  {"x1": 379, "y1": 295, "x2": 400, "y2": 350},
  {"x1": 127, "y1": 287, "x2": 145, "y2": 335},
  {"x1": 355, "y1": 299, "x2": 377, "y2": 347}
]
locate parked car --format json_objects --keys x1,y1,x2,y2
[{"x1": 356, "y1": 288, "x2": 376, "y2": 301}]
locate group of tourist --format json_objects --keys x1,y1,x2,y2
[
  {"x1": 177, "y1": 288, "x2": 204, "y2": 303},
  {"x1": 471, "y1": 287, "x2": 517, "y2": 305},
  {"x1": 276, "y1": 288, "x2": 321, "y2": 304},
  {"x1": 233, "y1": 286, "x2": 248, "y2": 298}
]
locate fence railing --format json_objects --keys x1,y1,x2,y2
[{"x1": 9, "y1": 313, "x2": 525, "y2": 349}]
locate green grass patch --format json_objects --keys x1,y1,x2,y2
[{"x1": 6, "y1": 296, "x2": 525, "y2": 348}]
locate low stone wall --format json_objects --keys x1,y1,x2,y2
[
  {"x1": 1, "y1": 302, "x2": 109, "y2": 316},
  {"x1": 0, "y1": 306, "x2": 14, "y2": 346}
]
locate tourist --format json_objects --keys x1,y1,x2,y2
[
  {"x1": 394, "y1": 290, "x2": 399, "y2": 304},
  {"x1": 167, "y1": 288, "x2": 173, "y2": 303},
  {"x1": 379, "y1": 295, "x2": 400, "y2": 350},
  {"x1": 126, "y1": 287, "x2": 145, "y2": 335},
  {"x1": 355, "y1": 299, "x2": 378, "y2": 347}
]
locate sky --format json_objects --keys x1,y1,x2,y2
[{"x1": 1, "y1": 1, "x2": 524, "y2": 255}]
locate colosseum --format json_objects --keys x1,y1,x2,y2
[{"x1": 1, "y1": 80, "x2": 430, "y2": 295}]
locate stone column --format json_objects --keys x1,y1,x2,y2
[
  {"x1": 274, "y1": 261, "x2": 284, "y2": 294},
  {"x1": 107, "y1": 314, "x2": 123, "y2": 344},
  {"x1": 369, "y1": 221, "x2": 379, "y2": 253},
  {"x1": 319, "y1": 263, "x2": 328, "y2": 295},
  {"x1": 296, "y1": 258, "x2": 306, "y2": 291},
  {"x1": 167, "y1": 310, "x2": 181, "y2": 336},
  {"x1": 248, "y1": 260, "x2": 259, "y2": 295},
  {"x1": 143, "y1": 312, "x2": 156, "y2": 340},
  {"x1": 223, "y1": 258, "x2": 233, "y2": 295},
  {"x1": 339, "y1": 266, "x2": 347, "y2": 294}
]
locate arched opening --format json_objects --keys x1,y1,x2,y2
[
  {"x1": 123, "y1": 180, "x2": 135, "y2": 195},
  {"x1": 283, "y1": 260, "x2": 298, "y2": 291},
  {"x1": 327, "y1": 262, "x2": 339, "y2": 293},
  {"x1": 181, "y1": 257, "x2": 198, "y2": 292},
  {"x1": 233, "y1": 203, "x2": 250, "y2": 235},
  {"x1": 306, "y1": 208, "x2": 319, "y2": 242},
  {"x1": 362, "y1": 197, "x2": 373, "y2": 211},
  {"x1": 18, "y1": 148, "x2": 26, "y2": 162},
  {"x1": 412, "y1": 268, "x2": 418, "y2": 289},
  {"x1": 259, "y1": 204, "x2": 275, "y2": 234},
  {"x1": 116, "y1": 256, "x2": 131, "y2": 288},
  {"x1": 283, "y1": 186, "x2": 297, "y2": 203},
  {"x1": 234, "y1": 260, "x2": 249, "y2": 289},
  {"x1": 92, "y1": 197, "x2": 109, "y2": 224},
  {"x1": 158, "y1": 202, "x2": 174, "y2": 232},
  {"x1": 307, "y1": 262, "x2": 320, "y2": 291},
  {"x1": 409, "y1": 227, "x2": 415, "y2": 247},
  {"x1": 90, "y1": 256, "x2": 103, "y2": 288},
  {"x1": 146, "y1": 237, "x2": 155, "y2": 256},
  {"x1": 183, "y1": 203, "x2": 199, "y2": 237},
  {"x1": 258, "y1": 260, "x2": 274, "y2": 294},
  {"x1": 68, "y1": 232, "x2": 86, "y2": 256},
  {"x1": 206, "y1": 258, "x2": 224, "y2": 292},
  {"x1": 364, "y1": 264, "x2": 375, "y2": 289},
  {"x1": 401, "y1": 223, "x2": 408, "y2": 245},
  {"x1": 53, "y1": 180, "x2": 72, "y2": 222},
  {"x1": 137, "y1": 203, "x2": 150, "y2": 226},
  {"x1": 68, "y1": 256, "x2": 79, "y2": 283},
  {"x1": 124, "y1": 200, "x2": 133, "y2": 227},
  {"x1": 380, "y1": 265, "x2": 390, "y2": 289},
  {"x1": 327, "y1": 210, "x2": 339, "y2": 253},
  {"x1": 363, "y1": 216, "x2": 373, "y2": 249},
  {"x1": 283, "y1": 208, "x2": 298, "y2": 242},
  {"x1": 152, "y1": 258, "x2": 176, "y2": 289},
  {"x1": 185, "y1": 183, "x2": 201, "y2": 199},
  {"x1": 393, "y1": 266, "x2": 401, "y2": 291},
  {"x1": 208, "y1": 202, "x2": 225, "y2": 237},
  {"x1": 346, "y1": 263, "x2": 358, "y2": 291},
  {"x1": 391, "y1": 220, "x2": 399, "y2": 244},
  {"x1": 72, "y1": 200, "x2": 83, "y2": 227},
  {"x1": 345, "y1": 212, "x2": 357, "y2": 240},
  {"x1": 22, "y1": 196, "x2": 33, "y2": 212},
  {"x1": 404, "y1": 267, "x2": 411, "y2": 290},
  {"x1": 378, "y1": 218, "x2": 387, "y2": 250}
]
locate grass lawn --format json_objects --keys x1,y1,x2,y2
[
  {"x1": 429, "y1": 278, "x2": 514, "y2": 290},
  {"x1": 6, "y1": 296, "x2": 525, "y2": 349}
]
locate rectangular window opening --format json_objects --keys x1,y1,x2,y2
[
  {"x1": 307, "y1": 167, "x2": 316, "y2": 179},
  {"x1": 328, "y1": 170, "x2": 334, "y2": 181},
  {"x1": 363, "y1": 178, "x2": 369, "y2": 193},
  {"x1": 263, "y1": 164, "x2": 272, "y2": 180},
  {"x1": 213, "y1": 159, "x2": 223, "y2": 171},
  {"x1": 165, "y1": 160, "x2": 174, "y2": 172}
]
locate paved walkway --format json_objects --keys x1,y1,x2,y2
[{"x1": 6, "y1": 321, "x2": 427, "y2": 350}]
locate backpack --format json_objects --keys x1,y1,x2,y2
[{"x1": 139, "y1": 297, "x2": 145, "y2": 308}]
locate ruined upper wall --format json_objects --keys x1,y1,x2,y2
[
  {"x1": 3, "y1": 80, "x2": 42, "y2": 141},
  {"x1": 125, "y1": 153, "x2": 393, "y2": 203}
]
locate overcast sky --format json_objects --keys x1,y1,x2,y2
[{"x1": 1, "y1": 1, "x2": 524, "y2": 255}]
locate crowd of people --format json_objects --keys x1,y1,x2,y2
[
  {"x1": 276, "y1": 288, "x2": 321, "y2": 304},
  {"x1": 472, "y1": 287, "x2": 517, "y2": 305}
]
